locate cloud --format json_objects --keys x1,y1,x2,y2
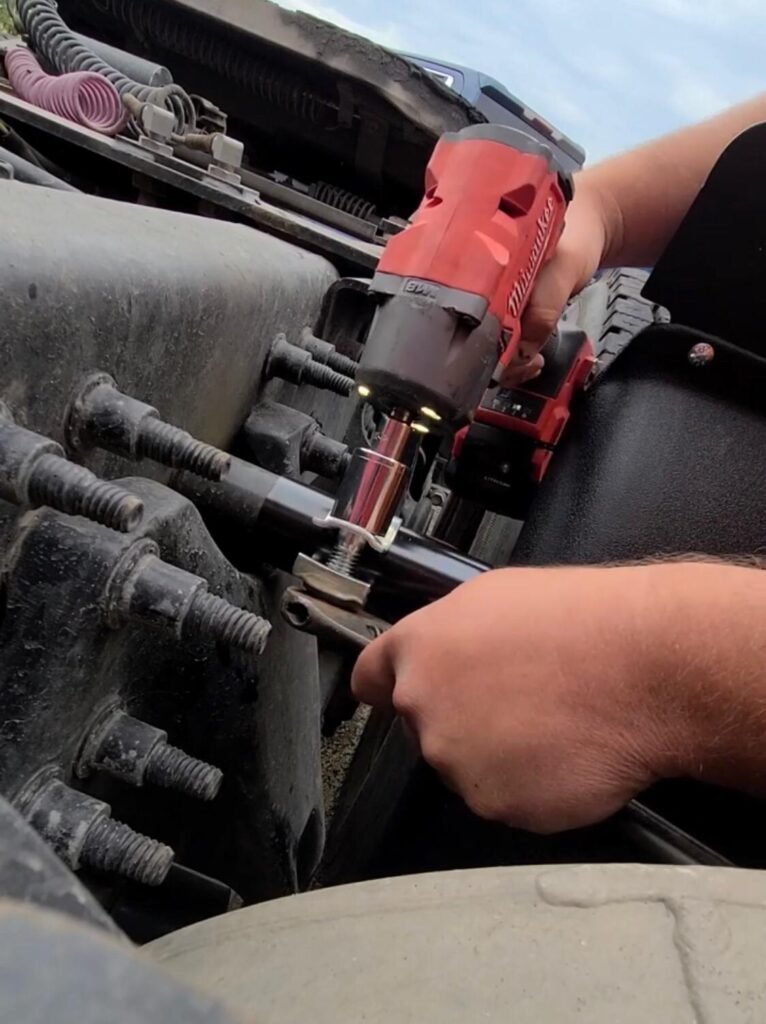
[
  {"x1": 627, "y1": 0, "x2": 765, "y2": 29},
  {"x1": 652, "y1": 53, "x2": 734, "y2": 121}
]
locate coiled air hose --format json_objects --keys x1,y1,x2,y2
[
  {"x1": 72, "y1": 0, "x2": 337, "y2": 125},
  {"x1": 15, "y1": 0, "x2": 196, "y2": 133},
  {"x1": 5, "y1": 47, "x2": 127, "y2": 135}
]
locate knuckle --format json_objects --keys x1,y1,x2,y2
[
  {"x1": 391, "y1": 680, "x2": 420, "y2": 719},
  {"x1": 417, "y1": 731, "x2": 452, "y2": 775},
  {"x1": 464, "y1": 790, "x2": 506, "y2": 823}
]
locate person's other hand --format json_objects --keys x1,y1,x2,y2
[{"x1": 352, "y1": 564, "x2": 685, "y2": 834}]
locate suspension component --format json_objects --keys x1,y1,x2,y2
[
  {"x1": 265, "y1": 335, "x2": 355, "y2": 395},
  {"x1": 107, "y1": 540, "x2": 271, "y2": 656},
  {"x1": 67, "y1": 373, "x2": 231, "y2": 481},
  {"x1": 0, "y1": 403, "x2": 143, "y2": 531},
  {"x1": 78, "y1": 708, "x2": 223, "y2": 801},
  {"x1": 18, "y1": 773, "x2": 174, "y2": 886}
]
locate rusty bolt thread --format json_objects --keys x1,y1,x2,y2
[
  {"x1": 323, "y1": 349, "x2": 359, "y2": 377},
  {"x1": 302, "y1": 335, "x2": 359, "y2": 377},
  {"x1": 302, "y1": 361, "x2": 355, "y2": 396},
  {"x1": 137, "y1": 417, "x2": 231, "y2": 481},
  {"x1": 185, "y1": 590, "x2": 272, "y2": 655},
  {"x1": 145, "y1": 742, "x2": 223, "y2": 801},
  {"x1": 26, "y1": 453, "x2": 143, "y2": 532},
  {"x1": 268, "y1": 336, "x2": 354, "y2": 395},
  {"x1": 81, "y1": 817, "x2": 174, "y2": 886}
]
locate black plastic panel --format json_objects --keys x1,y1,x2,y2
[{"x1": 513, "y1": 324, "x2": 766, "y2": 565}]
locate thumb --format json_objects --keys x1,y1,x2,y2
[{"x1": 351, "y1": 632, "x2": 397, "y2": 708}]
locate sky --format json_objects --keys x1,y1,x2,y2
[{"x1": 277, "y1": 0, "x2": 766, "y2": 163}]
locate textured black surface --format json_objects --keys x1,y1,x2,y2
[
  {"x1": 513, "y1": 324, "x2": 766, "y2": 566},
  {"x1": 0, "y1": 181, "x2": 337, "y2": 475},
  {"x1": 0, "y1": 481, "x2": 323, "y2": 914},
  {"x1": 0, "y1": 795, "x2": 122, "y2": 935}
]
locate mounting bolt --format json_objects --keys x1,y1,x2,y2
[
  {"x1": 266, "y1": 335, "x2": 355, "y2": 396},
  {"x1": 18, "y1": 774, "x2": 174, "y2": 886},
  {"x1": 0, "y1": 403, "x2": 143, "y2": 531},
  {"x1": 688, "y1": 342, "x2": 715, "y2": 367},
  {"x1": 299, "y1": 328, "x2": 359, "y2": 378},
  {"x1": 79, "y1": 708, "x2": 223, "y2": 801},
  {"x1": 67, "y1": 373, "x2": 231, "y2": 481},
  {"x1": 300, "y1": 429, "x2": 350, "y2": 479},
  {"x1": 81, "y1": 817, "x2": 174, "y2": 886},
  {"x1": 184, "y1": 590, "x2": 272, "y2": 655},
  {"x1": 108, "y1": 542, "x2": 271, "y2": 656}
]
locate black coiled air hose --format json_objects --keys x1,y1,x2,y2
[
  {"x1": 77, "y1": 0, "x2": 337, "y2": 125},
  {"x1": 16, "y1": 0, "x2": 196, "y2": 133}
]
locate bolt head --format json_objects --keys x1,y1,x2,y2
[{"x1": 688, "y1": 342, "x2": 715, "y2": 367}]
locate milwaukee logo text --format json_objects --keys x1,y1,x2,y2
[{"x1": 507, "y1": 196, "x2": 555, "y2": 320}]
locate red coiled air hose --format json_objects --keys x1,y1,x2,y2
[{"x1": 5, "y1": 47, "x2": 127, "y2": 136}]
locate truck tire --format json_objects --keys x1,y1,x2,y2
[
  {"x1": 147, "y1": 862, "x2": 766, "y2": 1023},
  {"x1": 562, "y1": 267, "x2": 669, "y2": 375}
]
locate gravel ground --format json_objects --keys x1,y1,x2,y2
[{"x1": 320, "y1": 705, "x2": 370, "y2": 821}]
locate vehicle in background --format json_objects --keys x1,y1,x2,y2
[{"x1": 402, "y1": 52, "x2": 586, "y2": 172}]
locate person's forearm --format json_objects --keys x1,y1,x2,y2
[
  {"x1": 651, "y1": 561, "x2": 766, "y2": 792},
  {"x1": 579, "y1": 94, "x2": 766, "y2": 269}
]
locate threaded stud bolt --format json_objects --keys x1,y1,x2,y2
[
  {"x1": 323, "y1": 349, "x2": 359, "y2": 377},
  {"x1": 81, "y1": 817, "x2": 174, "y2": 886},
  {"x1": 267, "y1": 335, "x2": 355, "y2": 395},
  {"x1": 326, "y1": 533, "x2": 365, "y2": 578},
  {"x1": 185, "y1": 590, "x2": 272, "y2": 655},
  {"x1": 301, "y1": 361, "x2": 355, "y2": 396},
  {"x1": 136, "y1": 417, "x2": 231, "y2": 480},
  {"x1": 145, "y1": 743, "x2": 223, "y2": 801},
  {"x1": 81, "y1": 708, "x2": 223, "y2": 802},
  {"x1": 299, "y1": 330, "x2": 359, "y2": 377},
  {"x1": 26, "y1": 453, "x2": 143, "y2": 532},
  {"x1": 67, "y1": 373, "x2": 231, "y2": 481},
  {"x1": 111, "y1": 550, "x2": 272, "y2": 658},
  {"x1": 19, "y1": 775, "x2": 174, "y2": 887}
]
